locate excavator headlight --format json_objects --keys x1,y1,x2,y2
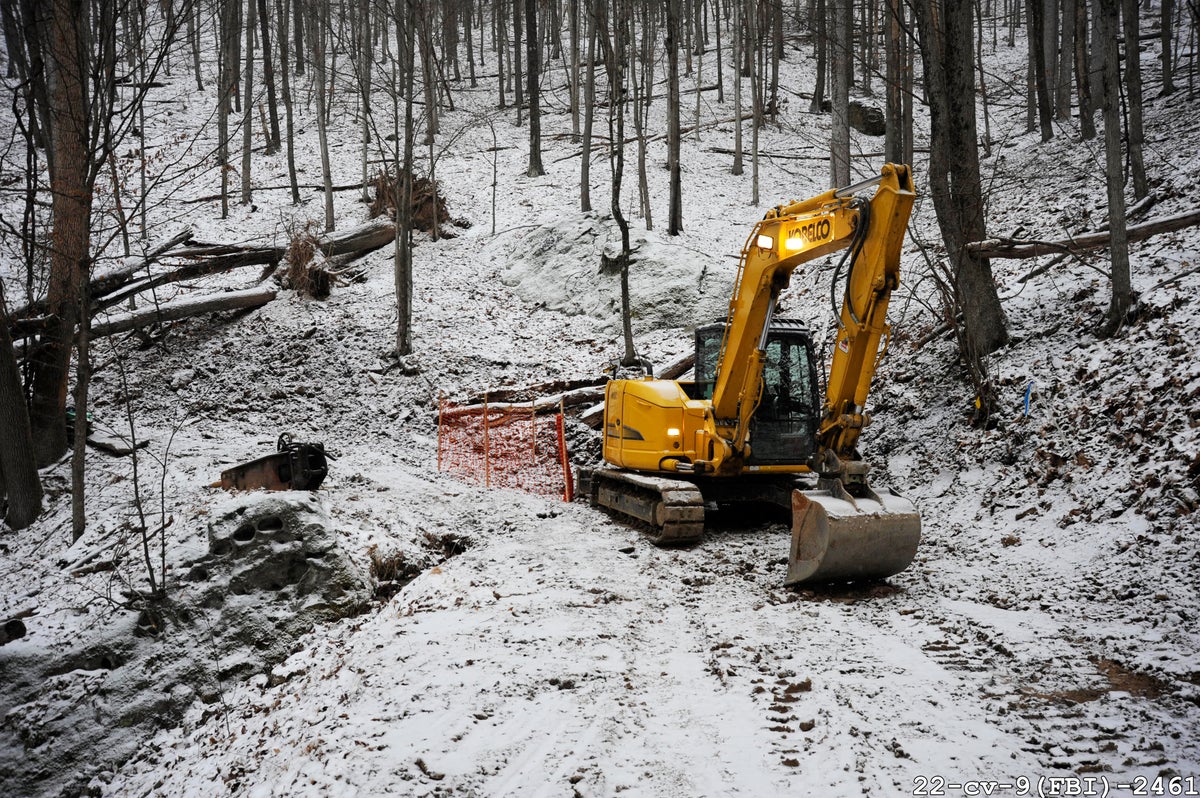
[
  {"x1": 755, "y1": 234, "x2": 774, "y2": 250},
  {"x1": 666, "y1": 428, "x2": 680, "y2": 437}
]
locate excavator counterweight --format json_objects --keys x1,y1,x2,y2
[{"x1": 592, "y1": 164, "x2": 920, "y2": 585}]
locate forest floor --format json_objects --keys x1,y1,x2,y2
[{"x1": 2, "y1": 14, "x2": 1199, "y2": 798}]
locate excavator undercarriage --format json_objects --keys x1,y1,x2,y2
[{"x1": 587, "y1": 466, "x2": 920, "y2": 586}]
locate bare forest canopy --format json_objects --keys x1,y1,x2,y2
[{"x1": 0, "y1": 0, "x2": 1198, "y2": 536}]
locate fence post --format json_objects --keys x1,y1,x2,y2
[
  {"x1": 483, "y1": 393, "x2": 490, "y2": 488},
  {"x1": 556, "y1": 407, "x2": 574, "y2": 502},
  {"x1": 436, "y1": 395, "x2": 445, "y2": 472}
]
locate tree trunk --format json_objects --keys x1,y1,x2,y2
[
  {"x1": 810, "y1": 0, "x2": 826, "y2": 113},
  {"x1": 597, "y1": 0, "x2": 637, "y2": 368},
  {"x1": 312, "y1": 2, "x2": 335, "y2": 231},
  {"x1": 748, "y1": 0, "x2": 761, "y2": 204},
  {"x1": 1074, "y1": 0, "x2": 1096, "y2": 139},
  {"x1": 1096, "y1": 0, "x2": 1131, "y2": 335},
  {"x1": 358, "y1": 0, "x2": 372, "y2": 203},
  {"x1": 884, "y1": 0, "x2": 904, "y2": 163},
  {"x1": 912, "y1": 0, "x2": 1009, "y2": 359},
  {"x1": 526, "y1": 0, "x2": 545, "y2": 176},
  {"x1": 276, "y1": 0, "x2": 300, "y2": 202},
  {"x1": 966, "y1": 208, "x2": 1200, "y2": 258},
  {"x1": 241, "y1": 0, "x2": 255, "y2": 204},
  {"x1": 1026, "y1": 0, "x2": 1053, "y2": 140},
  {"x1": 28, "y1": 0, "x2": 93, "y2": 467},
  {"x1": 513, "y1": 0, "x2": 524, "y2": 124},
  {"x1": 581, "y1": 3, "x2": 596, "y2": 213},
  {"x1": 90, "y1": 288, "x2": 278, "y2": 338},
  {"x1": 396, "y1": 0, "x2": 417, "y2": 356},
  {"x1": 0, "y1": 289, "x2": 42, "y2": 529},
  {"x1": 830, "y1": 0, "x2": 851, "y2": 187},
  {"x1": 667, "y1": 0, "x2": 684, "y2": 234},
  {"x1": 418, "y1": 4, "x2": 439, "y2": 140},
  {"x1": 218, "y1": 0, "x2": 237, "y2": 218},
  {"x1": 1161, "y1": 0, "x2": 1176, "y2": 95},
  {"x1": 1120, "y1": 0, "x2": 1147, "y2": 199},
  {"x1": 569, "y1": 0, "x2": 580, "y2": 135},
  {"x1": 1055, "y1": 0, "x2": 1075, "y2": 121},
  {"x1": 632, "y1": 1, "x2": 653, "y2": 229},
  {"x1": 293, "y1": 0, "x2": 304, "y2": 72},
  {"x1": 257, "y1": 0, "x2": 281, "y2": 152},
  {"x1": 497, "y1": 0, "x2": 507, "y2": 108},
  {"x1": 189, "y1": 0, "x2": 203, "y2": 90},
  {"x1": 732, "y1": 0, "x2": 743, "y2": 175}
]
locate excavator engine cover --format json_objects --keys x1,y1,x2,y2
[{"x1": 786, "y1": 486, "x2": 920, "y2": 585}]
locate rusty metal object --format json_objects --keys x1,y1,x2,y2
[{"x1": 219, "y1": 434, "x2": 330, "y2": 492}]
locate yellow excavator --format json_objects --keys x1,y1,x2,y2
[{"x1": 590, "y1": 163, "x2": 920, "y2": 585}]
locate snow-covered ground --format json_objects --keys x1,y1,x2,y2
[{"x1": 2, "y1": 11, "x2": 1199, "y2": 798}]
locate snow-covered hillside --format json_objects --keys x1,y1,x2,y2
[{"x1": 2, "y1": 10, "x2": 1198, "y2": 798}]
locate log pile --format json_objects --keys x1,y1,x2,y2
[{"x1": 6, "y1": 218, "x2": 399, "y2": 344}]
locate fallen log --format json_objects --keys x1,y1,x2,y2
[
  {"x1": 10, "y1": 227, "x2": 194, "y2": 320},
  {"x1": 93, "y1": 248, "x2": 286, "y2": 314},
  {"x1": 441, "y1": 385, "x2": 606, "y2": 419},
  {"x1": 966, "y1": 207, "x2": 1200, "y2": 259},
  {"x1": 464, "y1": 376, "x2": 606, "y2": 406},
  {"x1": 90, "y1": 287, "x2": 277, "y2": 338},
  {"x1": 319, "y1": 216, "x2": 396, "y2": 258}
]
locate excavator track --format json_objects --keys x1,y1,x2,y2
[{"x1": 588, "y1": 466, "x2": 705, "y2": 546}]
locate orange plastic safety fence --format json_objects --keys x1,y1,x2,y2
[{"x1": 437, "y1": 398, "x2": 574, "y2": 502}]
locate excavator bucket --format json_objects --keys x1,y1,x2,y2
[{"x1": 785, "y1": 486, "x2": 921, "y2": 586}]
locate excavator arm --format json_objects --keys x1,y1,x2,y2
[{"x1": 707, "y1": 163, "x2": 916, "y2": 478}]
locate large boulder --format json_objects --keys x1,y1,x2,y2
[
  {"x1": 849, "y1": 100, "x2": 886, "y2": 137},
  {"x1": 0, "y1": 495, "x2": 371, "y2": 798}
]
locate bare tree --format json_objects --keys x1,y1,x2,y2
[
  {"x1": 311, "y1": 0, "x2": 335, "y2": 231},
  {"x1": 1161, "y1": 0, "x2": 1176, "y2": 94},
  {"x1": 732, "y1": 0, "x2": 743, "y2": 175},
  {"x1": 809, "y1": 0, "x2": 827, "y2": 113},
  {"x1": 26, "y1": 0, "x2": 103, "y2": 464},
  {"x1": 912, "y1": 0, "x2": 1009, "y2": 390},
  {"x1": 884, "y1": 0, "x2": 904, "y2": 163},
  {"x1": 241, "y1": 0, "x2": 256, "y2": 204},
  {"x1": 0, "y1": 286, "x2": 42, "y2": 529},
  {"x1": 275, "y1": 0, "x2": 300, "y2": 201},
  {"x1": 596, "y1": 0, "x2": 639, "y2": 369},
  {"x1": 1096, "y1": 0, "x2": 1131, "y2": 335},
  {"x1": 257, "y1": 0, "x2": 281, "y2": 152},
  {"x1": 1026, "y1": 0, "x2": 1053, "y2": 140},
  {"x1": 667, "y1": 0, "x2": 684, "y2": 234},
  {"x1": 1120, "y1": 0, "x2": 1148, "y2": 199},
  {"x1": 830, "y1": 0, "x2": 851, "y2": 188},
  {"x1": 581, "y1": 3, "x2": 597, "y2": 213},
  {"x1": 395, "y1": 0, "x2": 417, "y2": 356},
  {"x1": 218, "y1": 0, "x2": 239, "y2": 218},
  {"x1": 1074, "y1": 0, "x2": 1096, "y2": 140},
  {"x1": 631, "y1": 0, "x2": 655, "y2": 229},
  {"x1": 526, "y1": 0, "x2": 545, "y2": 176}
]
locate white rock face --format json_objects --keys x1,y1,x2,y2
[{"x1": 493, "y1": 215, "x2": 736, "y2": 333}]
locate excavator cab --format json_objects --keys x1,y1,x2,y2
[{"x1": 689, "y1": 320, "x2": 820, "y2": 467}]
